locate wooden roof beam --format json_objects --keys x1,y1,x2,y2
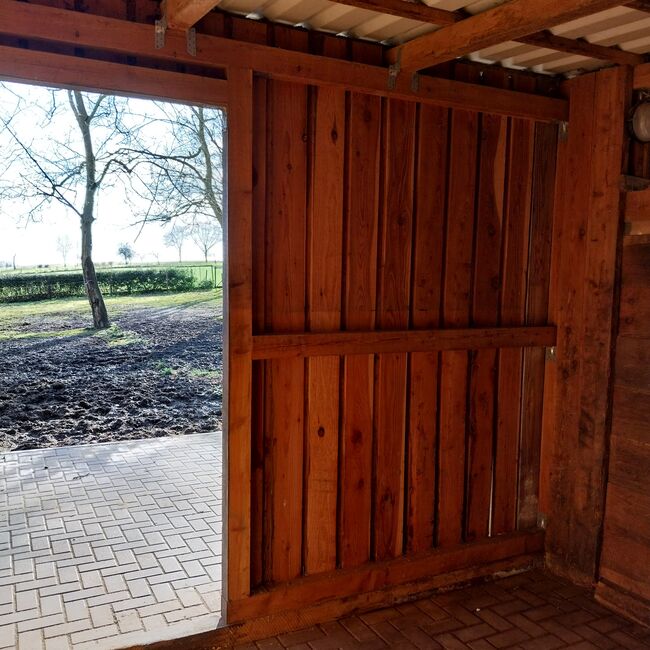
[
  {"x1": 327, "y1": 0, "x2": 644, "y2": 67},
  {"x1": 386, "y1": 0, "x2": 632, "y2": 75},
  {"x1": 161, "y1": 0, "x2": 221, "y2": 29}
]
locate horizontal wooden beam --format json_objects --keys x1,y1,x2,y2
[
  {"x1": 0, "y1": 0, "x2": 568, "y2": 122},
  {"x1": 327, "y1": 0, "x2": 462, "y2": 25},
  {"x1": 388, "y1": 0, "x2": 627, "y2": 74},
  {"x1": 228, "y1": 531, "x2": 544, "y2": 622},
  {"x1": 0, "y1": 45, "x2": 228, "y2": 106},
  {"x1": 518, "y1": 30, "x2": 645, "y2": 67},
  {"x1": 328, "y1": 0, "x2": 643, "y2": 66},
  {"x1": 162, "y1": 0, "x2": 221, "y2": 30},
  {"x1": 625, "y1": 187, "x2": 650, "y2": 235},
  {"x1": 251, "y1": 326, "x2": 557, "y2": 359}
]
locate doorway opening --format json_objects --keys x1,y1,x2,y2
[{"x1": 0, "y1": 81, "x2": 226, "y2": 648}]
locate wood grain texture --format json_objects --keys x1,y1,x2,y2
[
  {"x1": 263, "y1": 80, "x2": 308, "y2": 584},
  {"x1": 388, "y1": 0, "x2": 626, "y2": 73},
  {"x1": 466, "y1": 104, "x2": 507, "y2": 542},
  {"x1": 373, "y1": 98, "x2": 415, "y2": 561},
  {"x1": 438, "y1": 102, "x2": 478, "y2": 547},
  {"x1": 303, "y1": 86, "x2": 345, "y2": 575},
  {"x1": 225, "y1": 68, "x2": 254, "y2": 603},
  {"x1": 546, "y1": 67, "x2": 629, "y2": 584},
  {"x1": 339, "y1": 92, "x2": 381, "y2": 569},
  {"x1": 406, "y1": 104, "x2": 447, "y2": 554}
]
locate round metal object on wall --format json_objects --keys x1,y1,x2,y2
[{"x1": 632, "y1": 102, "x2": 650, "y2": 142}]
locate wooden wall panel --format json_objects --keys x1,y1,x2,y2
[
  {"x1": 249, "y1": 75, "x2": 558, "y2": 604},
  {"x1": 596, "y1": 239, "x2": 650, "y2": 625}
]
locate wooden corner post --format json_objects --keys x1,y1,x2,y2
[
  {"x1": 541, "y1": 65, "x2": 631, "y2": 585},
  {"x1": 223, "y1": 67, "x2": 254, "y2": 614}
]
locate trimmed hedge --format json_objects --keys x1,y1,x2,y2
[{"x1": 0, "y1": 268, "x2": 201, "y2": 303}]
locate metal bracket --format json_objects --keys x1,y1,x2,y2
[
  {"x1": 545, "y1": 346, "x2": 557, "y2": 363},
  {"x1": 187, "y1": 27, "x2": 197, "y2": 57},
  {"x1": 558, "y1": 120, "x2": 569, "y2": 142},
  {"x1": 388, "y1": 50, "x2": 401, "y2": 90},
  {"x1": 154, "y1": 16, "x2": 167, "y2": 50},
  {"x1": 410, "y1": 73, "x2": 420, "y2": 93}
]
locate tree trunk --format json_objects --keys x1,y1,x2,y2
[{"x1": 81, "y1": 215, "x2": 109, "y2": 329}]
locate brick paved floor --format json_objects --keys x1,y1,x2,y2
[
  {"x1": 238, "y1": 570, "x2": 650, "y2": 649},
  {"x1": 0, "y1": 433, "x2": 222, "y2": 650}
]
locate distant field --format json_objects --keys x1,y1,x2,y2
[{"x1": 0, "y1": 261, "x2": 223, "y2": 287}]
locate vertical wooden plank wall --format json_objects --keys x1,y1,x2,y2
[
  {"x1": 541, "y1": 66, "x2": 630, "y2": 584},
  {"x1": 245, "y1": 75, "x2": 558, "y2": 608},
  {"x1": 596, "y1": 237, "x2": 650, "y2": 626}
]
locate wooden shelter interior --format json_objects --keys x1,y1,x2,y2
[{"x1": 1, "y1": 0, "x2": 650, "y2": 646}]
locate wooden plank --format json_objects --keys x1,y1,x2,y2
[
  {"x1": 438, "y1": 103, "x2": 478, "y2": 547},
  {"x1": 326, "y1": 0, "x2": 461, "y2": 25},
  {"x1": 162, "y1": 0, "x2": 220, "y2": 29},
  {"x1": 633, "y1": 61, "x2": 650, "y2": 89},
  {"x1": 625, "y1": 187, "x2": 650, "y2": 221},
  {"x1": 250, "y1": 76, "x2": 268, "y2": 591},
  {"x1": 0, "y1": 0, "x2": 569, "y2": 122},
  {"x1": 224, "y1": 68, "x2": 253, "y2": 604},
  {"x1": 595, "y1": 581, "x2": 650, "y2": 628},
  {"x1": 517, "y1": 31, "x2": 644, "y2": 66},
  {"x1": 387, "y1": 0, "x2": 626, "y2": 74},
  {"x1": 263, "y1": 80, "x2": 308, "y2": 584},
  {"x1": 374, "y1": 99, "x2": 415, "y2": 561},
  {"x1": 166, "y1": 553, "x2": 542, "y2": 649},
  {"x1": 545, "y1": 68, "x2": 628, "y2": 583},
  {"x1": 0, "y1": 44, "x2": 228, "y2": 107},
  {"x1": 303, "y1": 86, "x2": 345, "y2": 576},
  {"x1": 228, "y1": 531, "x2": 545, "y2": 622},
  {"x1": 493, "y1": 105, "x2": 535, "y2": 536},
  {"x1": 339, "y1": 92, "x2": 381, "y2": 569},
  {"x1": 406, "y1": 103, "x2": 448, "y2": 554},
  {"x1": 465, "y1": 106, "x2": 507, "y2": 542},
  {"x1": 518, "y1": 121, "x2": 558, "y2": 530},
  {"x1": 326, "y1": 0, "x2": 642, "y2": 65},
  {"x1": 252, "y1": 327, "x2": 557, "y2": 359}
]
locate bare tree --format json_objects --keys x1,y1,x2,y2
[
  {"x1": 191, "y1": 221, "x2": 222, "y2": 262},
  {"x1": 126, "y1": 105, "x2": 225, "y2": 229},
  {"x1": 56, "y1": 234, "x2": 73, "y2": 268},
  {"x1": 117, "y1": 242, "x2": 135, "y2": 264},
  {"x1": 163, "y1": 224, "x2": 190, "y2": 262},
  {"x1": 0, "y1": 86, "x2": 142, "y2": 328}
]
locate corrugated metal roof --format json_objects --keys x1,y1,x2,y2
[{"x1": 216, "y1": 0, "x2": 650, "y2": 75}]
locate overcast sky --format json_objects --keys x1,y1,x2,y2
[{"x1": 0, "y1": 82, "x2": 224, "y2": 268}]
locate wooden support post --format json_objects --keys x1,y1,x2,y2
[
  {"x1": 542, "y1": 66, "x2": 630, "y2": 585},
  {"x1": 224, "y1": 67, "x2": 254, "y2": 609}
]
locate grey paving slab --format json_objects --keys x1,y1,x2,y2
[{"x1": 0, "y1": 433, "x2": 222, "y2": 649}]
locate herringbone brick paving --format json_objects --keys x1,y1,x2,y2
[
  {"x1": 238, "y1": 570, "x2": 650, "y2": 649},
  {"x1": 0, "y1": 433, "x2": 222, "y2": 650}
]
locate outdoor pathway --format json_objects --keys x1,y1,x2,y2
[{"x1": 0, "y1": 433, "x2": 222, "y2": 650}]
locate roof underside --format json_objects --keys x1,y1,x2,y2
[{"x1": 216, "y1": 0, "x2": 650, "y2": 75}]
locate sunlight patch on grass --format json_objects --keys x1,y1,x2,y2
[
  {"x1": 0, "y1": 327, "x2": 91, "y2": 341},
  {"x1": 95, "y1": 324, "x2": 144, "y2": 347},
  {"x1": 0, "y1": 290, "x2": 219, "y2": 326},
  {"x1": 189, "y1": 369, "x2": 220, "y2": 379}
]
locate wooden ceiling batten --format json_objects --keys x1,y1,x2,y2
[
  {"x1": 161, "y1": 0, "x2": 222, "y2": 29},
  {"x1": 387, "y1": 0, "x2": 632, "y2": 75}
]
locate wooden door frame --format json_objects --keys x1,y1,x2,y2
[{"x1": 0, "y1": 50, "x2": 253, "y2": 626}]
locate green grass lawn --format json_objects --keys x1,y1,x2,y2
[{"x1": 0, "y1": 289, "x2": 221, "y2": 329}]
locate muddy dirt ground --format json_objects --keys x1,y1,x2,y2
[{"x1": 0, "y1": 294, "x2": 222, "y2": 451}]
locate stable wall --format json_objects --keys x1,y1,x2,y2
[{"x1": 234, "y1": 67, "x2": 558, "y2": 621}]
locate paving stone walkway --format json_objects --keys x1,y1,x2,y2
[
  {"x1": 0, "y1": 433, "x2": 222, "y2": 650},
  {"x1": 238, "y1": 569, "x2": 650, "y2": 649}
]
